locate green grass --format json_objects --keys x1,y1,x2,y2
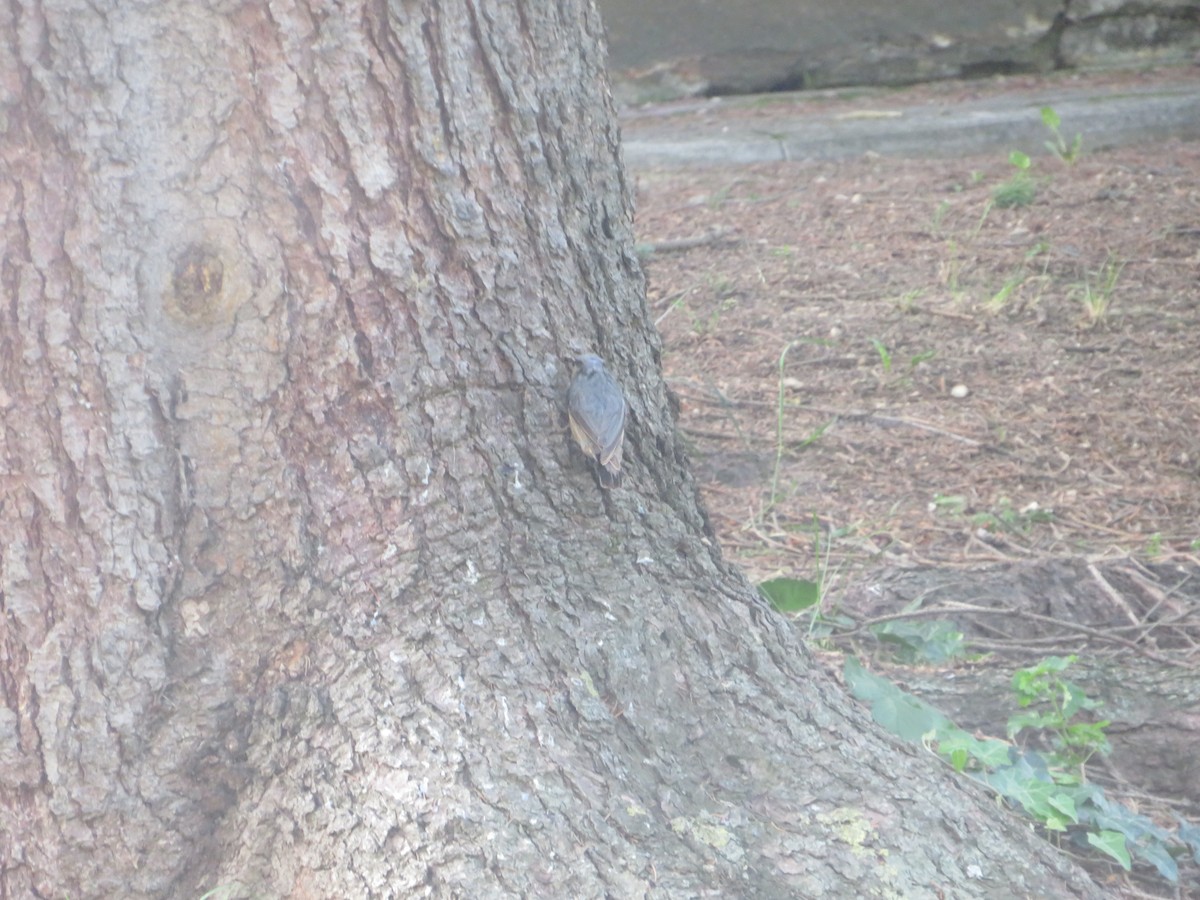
[
  {"x1": 1042, "y1": 106, "x2": 1083, "y2": 165},
  {"x1": 1075, "y1": 255, "x2": 1124, "y2": 327}
]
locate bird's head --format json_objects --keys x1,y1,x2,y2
[{"x1": 575, "y1": 354, "x2": 606, "y2": 375}]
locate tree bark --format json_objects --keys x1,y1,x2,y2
[{"x1": 1, "y1": 1, "x2": 1104, "y2": 897}]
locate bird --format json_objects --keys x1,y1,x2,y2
[{"x1": 567, "y1": 354, "x2": 627, "y2": 488}]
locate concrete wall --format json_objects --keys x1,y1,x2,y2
[{"x1": 599, "y1": 0, "x2": 1200, "y2": 101}]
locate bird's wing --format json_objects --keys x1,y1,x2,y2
[
  {"x1": 568, "y1": 408, "x2": 602, "y2": 457},
  {"x1": 596, "y1": 395, "x2": 627, "y2": 467}
]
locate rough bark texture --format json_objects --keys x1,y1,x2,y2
[{"x1": 1, "y1": 1, "x2": 1106, "y2": 897}]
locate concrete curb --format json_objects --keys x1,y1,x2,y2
[{"x1": 621, "y1": 80, "x2": 1200, "y2": 167}]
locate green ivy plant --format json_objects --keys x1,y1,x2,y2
[
  {"x1": 1008, "y1": 655, "x2": 1110, "y2": 772},
  {"x1": 1041, "y1": 106, "x2": 1083, "y2": 165},
  {"x1": 844, "y1": 656, "x2": 1200, "y2": 885}
]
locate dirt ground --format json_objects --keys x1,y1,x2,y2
[
  {"x1": 628, "y1": 67, "x2": 1200, "y2": 591},
  {"x1": 627, "y1": 70, "x2": 1200, "y2": 894}
]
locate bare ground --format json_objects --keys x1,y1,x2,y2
[
  {"x1": 628, "y1": 68, "x2": 1200, "y2": 587},
  {"x1": 627, "y1": 66, "x2": 1200, "y2": 896}
]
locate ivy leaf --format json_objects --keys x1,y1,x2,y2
[
  {"x1": 984, "y1": 767, "x2": 1060, "y2": 823},
  {"x1": 843, "y1": 658, "x2": 950, "y2": 742},
  {"x1": 871, "y1": 619, "x2": 964, "y2": 664},
  {"x1": 1177, "y1": 816, "x2": 1200, "y2": 863},
  {"x1": 948, "y1": 747, "x2": 968, "y2": 773},
  {"x1": 1086, "y1": 831, "x2": 1130, "y2": 870},
  {"x1": 758, "y1": 577, "x2": 819, "y2": 613},
  {"x1": 1047, "y1": 793, "x2": 1078, "y2": 828},
  {"x1": 1133, "y1": 840, "x2": 1178, "y2": 884},
  {"x1": 934, "y1": 728, "x2": 1011, "y2": 771}
]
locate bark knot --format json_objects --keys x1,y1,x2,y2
[{"x1": 168, "y1": 244, "x2": 229, "y2": 324}]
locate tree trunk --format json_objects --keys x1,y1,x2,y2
[{"x1": 1, "y1": 1, "x2": 1103, "y2": 897}]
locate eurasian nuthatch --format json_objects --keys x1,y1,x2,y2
[{"x1": 567, "y1": 354, "x2": 627, "y2": 488}]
